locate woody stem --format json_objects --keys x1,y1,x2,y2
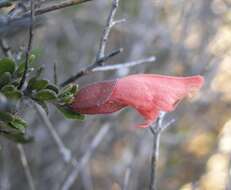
[
  {"x1": 149, "y1": 113, "x2": 175, "y2": 190},
  {"x1": 149, "y1": 127, "x2": 161, "y2": 190}
]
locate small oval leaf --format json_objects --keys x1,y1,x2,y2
[
  {"x1": 57, "y1": 105, "x2": 85, "y2": 120},
  {"x1": 0, "y1": 111, "x2": 14, "y2": 122},
  {"x1": 46, "y1": 84, "x2": 59, "y2": 94},
  {"x1": 0, "y1": 72, "x2": 11, "y2": 88},
  {"x1": 34, "y1": 89, "x2": 57, "y2": 101},
  {"x1": 0, "y1": 58, "x2": 15, "y2": 76},
  {"x1": 9, "y1": 116, "x2": 28, "y2": 132},
  {"x1": 2, "y1": 89, "x2": 22, "y2": 100},
  {"x1": 28, "y1": 78, "x2": 49, "y2": 91},
  {"x1": 1, "y1": 84, "x2": 16, "y2": 92}
]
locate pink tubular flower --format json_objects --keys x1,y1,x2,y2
[{"x1": 70, "y1": 74, "x2": 204, "y2": 128}]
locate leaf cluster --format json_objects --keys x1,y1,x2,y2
[{"x1": 0, "y1": 55, "x2": 84, "y2": 143}]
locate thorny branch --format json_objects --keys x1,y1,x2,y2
[{"x1": 18, "y1": 0, "x2": 34, "y2": 90}]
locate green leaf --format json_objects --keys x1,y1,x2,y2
[
  {"x1": 58, "y1": 84, "x2": 78, "y2": 104},
  {"x1": 57, "y1": 105, "x2": 85, "y2": 120},
  {"x1": 0, "y1": 111, "x2": 14, "y2": 122},
  {"x1": 0, "y1": 84, "x2": 22, "y2": 100},
  {"x1": 2, "y1": 87, "x2": 22, "y2": 100},
  {"x1": 46, "y1": 84, "x2": 59, "y2": 94},
  {"x1": 61, "y1": 84, "x2": 78, "y2": 95},
  {"x1": 0, "y1": 72, "x2": 11, "y2": 88},
  {"x1": 15, "y1": 54, "x2": 37, "y2": 77},
  {"x1": 15, "y1": 63, "x2": 25, "y2": 77},
  {"x1": 0, "y1": 58, "x2": 15, "y2": 76},
  {"x1": 58, "y1": 92, "x2": 73, "y2": 104},
  {"x1": 34, "y1": 89, "x2": 57, "y2": 101},
  {"x1": 15, "y1": 62, "x2": 25, "y2": 77},
  {"x1": 9, "y1": 116, "x2": 28, "y2": 132},
  {"x1": 28, "y1": 78, "x2": 49, "y2": 91},
  {"x1": 29, "y1": 54, "x2": 36, "y2": 64},
  {"x1": 1, "y1": 84, "x2": 16, "y2": 92}
]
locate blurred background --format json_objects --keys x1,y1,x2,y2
[{"x1": 0, "y1": 0, "x2": 231, "y2": 189}]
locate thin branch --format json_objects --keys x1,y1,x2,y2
[
  {"x1": 93, "y1": 56, "x2": 156, "y2": 72},
  {"x1": 18, "y1": 0, "x2": 34, "y2": 90},
  {"x1": 112, "y1": 18, "x2": 126, "y2": 26},
  {"x1": 31, "y1": 0, "x2": 91, "y2": 17},
  {"x1": 6, "y1": 0, "x2": 91, "y2": 22},
  {"x1": 60, "y1": 0, "x2": 122, "y2": 87},
  {"x1": 34, "y1": 103, "x2": 72, "y2": 163},
  {"x1": 80, "y1": 162, "x2": 94, "y2": 190},
  {"x1": 149, "y1": 129, "x2": 160, "y2": 190},
  {"x1": 96, "y1": 0, "x2": 120, "y2": 60},
  {"x1": 53, "y1": 62, "x2": 58, "y2": 85},
  {"x1": 123, "y1": 168, "x2": 131, "y2": 190},
  {"x1": 60, "y1": 48, "x2": 123, "y2": 87},
  {"x1": 17, "y1": 144, "x2": 36, "y2": 190},
  {"x1": 149, "y1": 113, "x2": 175, "y2": 190},
  {"x1": 61, "y1": 124, "x2": 111, "y2": 190}
]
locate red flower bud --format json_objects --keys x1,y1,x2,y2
[{"x1": 70, "y1": 74, "x2": 204, "y2": 128}]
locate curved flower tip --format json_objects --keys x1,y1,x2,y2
[{"x1": 70, "y1": 74, "x2": 204, "y2": 128}]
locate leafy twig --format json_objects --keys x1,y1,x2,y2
[{"x1": 18, "y1": 0, "x2": 34, "y2": 90}]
